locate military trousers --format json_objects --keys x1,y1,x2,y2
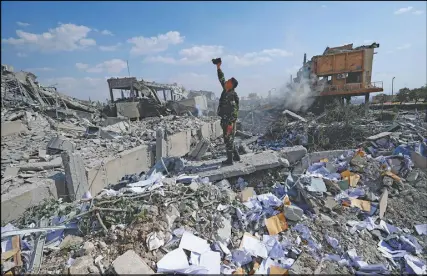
[{"x1": 221, "y1": 119, "x2": 237, "y2": 154}]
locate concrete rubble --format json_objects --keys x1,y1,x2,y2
[{"x1": 1, "y1": 67, "x2": 427, "y2": 276}]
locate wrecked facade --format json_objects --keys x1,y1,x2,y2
[
  {"x1": 293, "y1": 42, "x2": 384, "y2": 109},
  {"x1": 1, "y1": 65, "x2": 427, "y2": 276},
  {"x1": 106, "y1": 77, "x2": 211, "y2": 119}
]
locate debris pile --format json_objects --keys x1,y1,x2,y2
[
  {"x1": 254, "y1": 103, "x2": 425, "y2": 153},
  {"x1": 1, "y1": 67, "x2": 97, "y2": 114},
  {"x1": 2, "y1": 119, "x2": 426, "y2": 275},
  {"x1": 1, "y1": 67, "x2": 427, "y2": 276}
]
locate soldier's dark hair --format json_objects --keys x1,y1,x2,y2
[{"x1": 230, "y1": 77, "x2": 238, "y2": 89}]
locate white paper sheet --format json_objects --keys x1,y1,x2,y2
[
  {"x1": 157, "y1": 248, "x2": 189, "y2": 272},
  {"x1": 240, "y1": 233, "x2": 268, "y2": 258},
  {"x1": 200, "y1": 251, "x2": 221, "y2": 274},
  {"x1": 179, "y1": 231, "x2": 211, "y2": 254}
]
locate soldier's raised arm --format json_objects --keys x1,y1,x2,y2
[{"x1": 212, "y1": 58, "x2": 225, "y2": 88}]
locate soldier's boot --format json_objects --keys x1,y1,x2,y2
[
  {"x1": 222, "y1": 151, "x2": 234, "y2": 166},
  {"x1": 233, "y1": 148, "x2": 241, "y2": 162}
]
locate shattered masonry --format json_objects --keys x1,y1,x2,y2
[{"x1": 1, "y1": 64, "x2": 427, "y2": 276}]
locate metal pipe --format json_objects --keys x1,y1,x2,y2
[{"x1": 392, "y1": 77, "x2": 396, "y2": 96}]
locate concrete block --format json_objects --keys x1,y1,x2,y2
[
  {"x1": 411, "y1": 151, "x2": 427, "y2": 170},
  {"x1": 87, "y1": 144, "x2": 153, "y2": 195},
  {"x1": 156, "y1": 128, "x2": 166, "y2": 161},
  {"x1": 1, "y1": 178, "x2": 58, "y2": 223},
  {"x1": 188, "y1": 151, "x2": 283, "y2": 182},
  {"x1": 68, "y1": 255, "x2": 93, "y2": 275},
  {"x1": 116, "y1": 102, "x2": 140, "y2": 119},
  {"x1": 4, "y1": 166, "x2": 19, "y2": 178},
  {"x1": 1, "y1": 120, "x2": 27, "y2": 137},
  {"x1": 283, "y1": 205, "x2": 304, "y2": 221},
  {"x1": 56, "y1": 122, "x2": 85, "y2": 132},
  {"x1": 84, "y1": 126, "x2": 101, "y2": 138},
  {"x1": 166, "y1": 130, "x2": 192, "y2": 157},
  {"x1": 211, "y1": 120, "x2": 222, "y2": 139},
  {"x1": 62, "y1": 152, "x2": 89, "y2": 201},
  {"x1": 47, "y1": 136, "x2": 75, "y2": 154},
  {"x1": 100, "y1": 117, "x2": 129, "y2": 127},
  {"x1": 189, "y1": 138, "x2": 210, "y2": 160},
  {"x1": 279, "y1": 145, "x2": 307, "y2": 164},
  {"x1": 19, "y1": 157, "x2": 63, "y2": 171},
  {"x1": 198, "y1": 122, "x2": 211, "y2": 140},
  {"x1": 250, "y1": 151, "x2": 282, "y2": 171},
  {"x1": 112, "y1": 250, "x2": 154, "y2": 274},
  {"x1": 283, "y1": 110, "x2": 307, "y2": 122}
]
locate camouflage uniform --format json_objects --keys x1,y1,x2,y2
[{"x1": 217, "y1": 68, "x2": 239, "y2": 156}]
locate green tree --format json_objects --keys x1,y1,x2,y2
[
  {"x1": 418, "y1": 85, "x2": 427, "y2": 102},
  {"x1": 396, "y1": 87, "x2": 410, "y2": 104},
  {"x1": 409, "y1": 88, "x2": 420, "y2": 103},
  {"x1": 376, "y1": 93, "x2": 387, "y2": 104}
]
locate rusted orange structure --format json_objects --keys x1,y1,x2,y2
[{"x1": 295, "y1": 42, "x2": 383, "y2": 98}]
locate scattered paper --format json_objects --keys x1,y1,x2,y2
[
  {"x1": 146, "y1": 232, "x2": 165, "y2": 251},
  {"x1": 239, "y1": 233, "x2": 268, "y2": 258},
  {"x1": 156, "y1": 248, "x2": 189, "y2": 273},
  {"x1": 265, "y1": 213, "x2": 288, "y2": 235},
  {"x1": 240, "y1": 187, "x2": 256, "y2": 202},
  {"x1": 189, "y1": 252, "x2": 200, "y2": 266},
  {"x1": 270, "y1": 266, "x2": 288, "y2": 275},
  {"x1": 200, "y1": 251, "x2": 221, "y2": 274},
  {"x1": 350, "y1": 198, "x2": 371, "y2": 212},
  {"x1": 415, "y1": 224, "x2": 427, "y2": 236},
  {"x1": 179, "y1": 231, "x2": 210, "y2": 254}
]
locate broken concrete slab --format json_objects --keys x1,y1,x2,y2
[
  {"x1": 283, "y1": 205, "x2": 304, "y2": 221},
  {"x1": 379, "y1": 188, "x2": 388, "y2": 219},
  {"x1": 56, "y1": 122, "x2": 85, "y2": 133},
  {"x1": 4, "y1": 166, "x2": 19, "y2": 178},
  {"x1": 61, "y1": 152, "x2": 89, "y2": 201},
  {"x1": 189, "y1": 138, "x2": 210, "y2": 160},
  {"x1": 411, "y1": 151, "x2": 427, "y2": 170},
  {"x1": 279, "y1": 145, "x2": 307, "y2": 164},
  {"x1": 112, "y1": 250, "x2": 154, "y2": 274},
  {"x1": 1, "y1": 178, "x2": 58, "y2": 223},
  {"x1": 367, "y1": 132, "x2": 392, "y2": 141},
  {"x1": 1, "y1": 120, "x2": 28, "y2": 137},
  {"x1": 185, "y1": 151, "x2": 285, "y2": 182},
  {"x1": 18, "y1": 157, "x2": 63, "y2": 171},
  {"x1": 68, "y1": 255, "x2": 93, "y2": 275},
  {"x1": 47, "y1": 136, "x2": 75, "y2": 154},
  {"x1": 283, "y1": 110, "x2": 307, "y2": 122}
]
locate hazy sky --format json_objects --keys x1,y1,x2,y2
[{"x1": 1, "y1": 1, "x2": 426, "y2": 101}]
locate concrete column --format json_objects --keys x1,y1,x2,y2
[
  {"x1": 109, "y1": 88, "x2": 114, "y2": 103},
  {"x1": 61, "y1": 152, "x2": 89, "y2": 201},
  {"x1": 364, "y1": 93, "x2": 370, "y2": 116},
  {"x1": 156, "y1": 128, "x2": 167, "y2": 161}
]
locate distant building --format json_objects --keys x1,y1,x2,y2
[{"x1": 188, "y1": 90, "x2": 217, "y2": 100}]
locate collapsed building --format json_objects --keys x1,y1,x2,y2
[
  {"x1": 293, "y1": 42, "x2": 384, "y2": 110},
  {"x1": 1, "y1": 62, "x2": 427, "y2": 276},
  {"x1": 105, "y1": 77, "x2": 214, "y2": 119}
]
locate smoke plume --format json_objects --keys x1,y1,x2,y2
[{"x1": 276, "y1": 73, "x2": 325, "y2": 112}]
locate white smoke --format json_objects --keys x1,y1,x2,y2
[{"x1": 276, "y1": 72, "x2": 326, "y2": 112}]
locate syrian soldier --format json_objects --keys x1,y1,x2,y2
[{"x1": 213, "y1": 58, "x2": 240, "y2": 165}]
